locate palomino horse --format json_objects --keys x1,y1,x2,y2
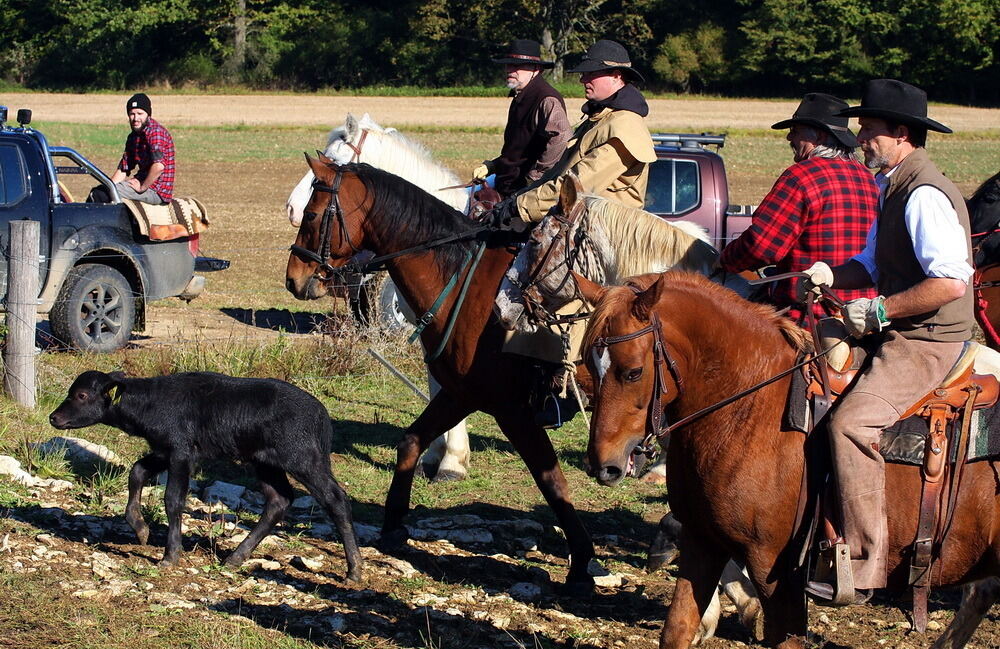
[
  {"x1": 495, "y1": 174, "x2": 726, "y2": 333},
  {"x1": 285, "y1": 113, "x2": 472, "y2": 482},
  {"x1": 579, "y1": 271, "x2": 1000, "y2": 648}
]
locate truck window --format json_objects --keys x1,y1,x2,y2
[
  {"x1": 645, "y1": 158, "x2": 700, "y2": 215},
  {"x1": 0, "y1": 143, "x2": 28, "y2": 206}
]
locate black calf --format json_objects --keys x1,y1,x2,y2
[{"x1": 49, "y1": 370, "x2": 362, "y2": 581}]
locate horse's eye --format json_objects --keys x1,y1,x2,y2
[
  {"x1": 303, "y1": 210, "x2": 319, "y2": 222},
  {"x1": 623, "y1": 368, "x2": 643, "y2": 382}
]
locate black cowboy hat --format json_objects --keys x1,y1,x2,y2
[
  {"x1": 492, "y1": 39, "x2": 554, "y2": 69},
  {"x1": 567, "y1": 39, "x2": 644, "y2": 84},
  {"x1": 771, "y1": 93, "x2": 859, "y2": 149},
  {"x1": 837, "y1": 79, "x2": 951, "y2": 134}
]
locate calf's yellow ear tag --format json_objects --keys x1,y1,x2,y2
[{"x1": 107, "y1": 385, "x2": 122, "y2": 405}]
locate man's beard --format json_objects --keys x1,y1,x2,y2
[
  {"x1": 864, "y1": 149, "x2": 889, "y2": 169},
  {"x1": 506, "y1": 79, "x2": 521, "y2": 90}
]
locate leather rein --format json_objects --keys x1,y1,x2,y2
[{"x1": 594, "y1": 279, "x2": 847, "y2": 457}]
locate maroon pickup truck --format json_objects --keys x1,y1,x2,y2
[{"x1": 645, "y1": 133, "x2": 754, "y2": 248}]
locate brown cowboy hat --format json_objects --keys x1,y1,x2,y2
[
  {"x1": 566, "y1": 39, "x2": 644, "y2": 84},
  {"x1": 771, "y1": 93, "x2": 859, "y2": 149},
  {"x1": 491, "y1": 39, "x2": 554, "y2": 69},
  {"x1": 836, "y1": 79, "x2": 952, "y2": 133}
]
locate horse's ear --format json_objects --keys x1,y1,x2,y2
[
  {"x1": 632, "y1": 275, "x2": 666, "y2": 322},
  {"x1": 573, "y1": 271, "x2": 606, "y2": 305},
  {"x1": 345, "y1": 113, "x2": 358, "y2": 137},
  {"x1": 305, "y1": 153, "x2": 328, "y2": 177},
  {"x1": 559, "y1": 173, "x2": 584, "y2": 216},
  {"x1": 316, "y1": 150, "x2": 333, "y2": 164}
]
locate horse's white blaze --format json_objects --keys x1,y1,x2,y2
[
  {"x1": 592, "y1": 347, "x2": 610, "y2": 385},
  {"x1": 286, "y1": 113, "x2": 467, "y2": 227}
]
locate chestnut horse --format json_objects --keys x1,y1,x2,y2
[
  {"x1": 286, "y1": 158, "x2": 599, "y2": 589},
  {"x1": 578, "y1": 271, "x2": 1000, "y2": 648}
]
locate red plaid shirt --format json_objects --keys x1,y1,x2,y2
[
  {"x1": 118, "y1": 117, "x2": 175, "y2": 202},
  {"x1": 720, "y1": 156, "x2": 880, "y2": 322}
]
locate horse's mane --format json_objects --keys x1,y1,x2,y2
[
  {"x1": 582, "y1": 197, "x2": 718, "y2": 282},
  {"x1": 342, "y1": 162, "x2": 477, "y2": 275},
  {"x1": 327, "y1": 118, "x2": 464, "y2": 197},
  {"x1": 969, "y1": 170, "x2": 1000, "y2": 234},
  {"x1": 584, "y1": 272, "x2": 809, "y2": 353}
]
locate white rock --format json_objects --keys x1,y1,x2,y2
[
  {"x1": 0, "y1": 455, "x2": 38, "y2": 486},
  {"x1": 322, "y1": 615, "x2": 346, "y2": 632},
  {"x1": 244, "y1": 558, "x2": 281, "y2": 571},
  {"x1": 593, "y1": 573, "x2": 625, "y2": 588},
  {"x1": 409, "y1": 527, "x2": 493, "y2": 544},
  {"x1": 413, "y1": 593, "x2": 448, "y2": 606},
  {"x1": 508, "y1": 582, "x2": 542, "y2": 602},
  {"x1": 90, "y1": 552, "x2": 119, "y2": 579},
  {"x1": 415, "y1": 514, "x2": 486, "y2": 529},
  {"x1": 34, "y1": 478, "x2": 74, "y2": 491},
  {"x1": 354, "y1": 523, "x2": 380, "y2": 545},
  {"x1": 202, "y1": 481, "x2": 246, "y2": 510},
  {"x1": 379, "y1": 556, "x2": 418, "y2": 578},
  {"x1": 291, "y1": 555, "x2": 324, "y2": 572},
  {"x1": 927, "y1": 621, "x2": 942, "y2": 631},
  {"x1": 291, "y1": 495, "x2": 317, "y2": 510},
  {"x1": 35, "y1": 534, "x2": 56, "y2": 547},
  {"x1": 33, "y1": 437, "x2": 123, "y2": 472}
]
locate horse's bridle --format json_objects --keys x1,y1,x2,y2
[
  {"x1": 518, "y1": 201, "x2": 593, "y2": 324},
  {"x1": 591, "y1": 306, "x2": 684, "y2": 456},
  {"x1": 593, "y1": 282, "x2": 849, "y2": 459},
  {"x1": 289, "y1": 167, "x2": 361, "y2": 281},
  {"x1": 343, "y1": 128, "x2": 369, "y2": 163}
]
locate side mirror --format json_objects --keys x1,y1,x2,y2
[{"x1": 16, "y1": 109, "x2": 31, "y2": 126}]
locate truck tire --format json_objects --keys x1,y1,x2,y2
[
  {"x1": 50, "y1": 264, "x2": 135, "y2": 352},
  {"x1": 348, "y1": 273, "x2": 415, "y2": 333},
  {"x1": 349, "y1": 272, "x2": 384, "y2": 327}
]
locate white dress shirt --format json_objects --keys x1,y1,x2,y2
[{"x1": 851, "y1": 163, "x2": 974, "y2": 284}]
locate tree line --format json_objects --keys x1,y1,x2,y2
[{"x1": 2, "y1": 0, "x2": 999, "y2": 104}]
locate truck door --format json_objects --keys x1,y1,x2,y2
[{"x1": 0, "y1": 140, "x2": 49, "y2": 299}]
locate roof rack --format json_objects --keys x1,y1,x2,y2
[{"x1": 651, "y1": 133, "x2": 726, "y2": 149}]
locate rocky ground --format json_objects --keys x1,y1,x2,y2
[{"x1": 2, "y1": 439, "x2": 999, "y2": 649}]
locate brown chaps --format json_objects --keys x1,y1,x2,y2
[{"x1": 827, "y1": 331, "x2": 964, "y2": 589}]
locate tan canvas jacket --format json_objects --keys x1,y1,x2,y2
[{"x1": 514, "y1": 107, "x2": 656, "y2": 222}]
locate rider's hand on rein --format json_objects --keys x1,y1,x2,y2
[
  {"x1": 796, "y1": 261, "x2": 835, "y2": 302},
  {"x1": 483, "y1": 197, "x2": 523, "y2": 231},
  {"x1": 841, "y1": 296, "x2": 890, "y2": 338}
]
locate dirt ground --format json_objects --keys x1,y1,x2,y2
[{"x1": 9, "y1": 92, "x2": 1000, "y2": 132}]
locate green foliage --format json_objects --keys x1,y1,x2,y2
[{"x1": 1, "y1": 0, "x2": 999, "y2": 102}]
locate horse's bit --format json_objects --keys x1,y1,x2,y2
[{"x1": 289, "y1": 167, "x2": 361, "y2": 281}]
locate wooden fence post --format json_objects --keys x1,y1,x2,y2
[{"x1": 4, "y1": 219, "x2": 39, "y2": 408}]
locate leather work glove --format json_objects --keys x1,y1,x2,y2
[
  {"x1": 796, "y1": 261, "x2": 835, "y2": 302},
  {"x1": 841, "y1": 296, "x2": 890, "y2": 338},
  {"x1": 472, "y1": 162, "x2": 492, "y2": 181},
  {"x1": 483, "y1": 197, "x2": 523, "y2": 231}
]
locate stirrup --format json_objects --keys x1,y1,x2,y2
[{"x1": 805, "y1": 540, "x2": 858, "y2": 606}]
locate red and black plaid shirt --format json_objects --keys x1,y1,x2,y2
[
  {"x1": 720, "y1": 156, "x2": 880, "y2": 322},
  {"x1": 118, "y1": 117, "x2": 175, "y2": 202}
]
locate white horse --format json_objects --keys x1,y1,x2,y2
[{"x1": 285, "y1": 113, "x2": 472, "y2": 481}]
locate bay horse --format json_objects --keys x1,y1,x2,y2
[
  {"x1": 285, "y1": 113, "x2": 472, "y2": 483},
  {"x1": 286, "y1": 158, "x2": 601, "y2": 589},
  {"x1": 578, "y1": 271, "x2": 1000, "y2": 648}
]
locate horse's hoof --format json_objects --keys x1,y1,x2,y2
[
  {"x1": 431, "y1": 469, "x2": 466, "y2": 483},
  {"x1": 346, "y1": 567, "x2": 363, "y2": 583},
  {"x1": 158, "y1": 556, "x2": 179, "y2": 568},
  {"x1": 224, "y1": 554, "x2": 246, "y2": 568},
  {"x1": 646, "y1": 547, "x2": 678, "y2": 572},
  {"x1": 378, "y1": 527, "x2": 411, "y2": 553}
]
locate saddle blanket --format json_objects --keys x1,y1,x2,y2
[
  {"x1": 880, "y1": 401, "x2": 1000, "y2": 466},
  {"x1": 123, "y1": 197, "x2": 210, "y2": 241}
]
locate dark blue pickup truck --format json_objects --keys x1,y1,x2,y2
[{"x1": 0, "y1": 106, "x2": 204, "y2": 351}]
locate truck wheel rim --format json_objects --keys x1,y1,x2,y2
[{"x1": 80, "y1": 282, "x2": 123, "y2": 343}]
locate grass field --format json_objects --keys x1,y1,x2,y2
[{"x1": 2, "y1": 94, "x2": 1000, "y2": 648}]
